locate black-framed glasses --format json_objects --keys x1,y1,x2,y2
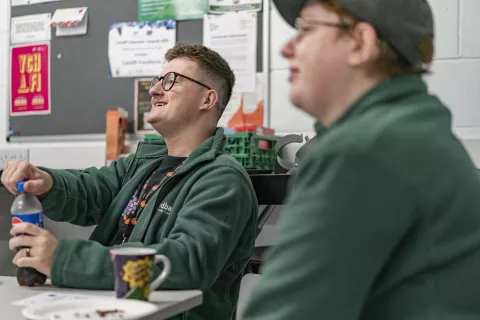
[
  {"x1": 150, "y1": 72, "x2": 212, "y2": 91},
  {"x1": 295, "y1": 17, "x2": 351, "y2": 33}
]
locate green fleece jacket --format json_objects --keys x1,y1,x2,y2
[
  {"x1": 41, "y1": 128, "x2": 258, "y2": 320},
  {"x1": 243, "y1": 75, "x2": 480, "y2": 320}
]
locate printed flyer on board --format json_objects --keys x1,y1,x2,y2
[
  {"x1": 11, "y1": 13, "x2": 51, "y2": 44},
  {"x1": 203, "y1": 12, "x2": 257, "y2": 93},
  {"x1": 138, "y1": 0, "x2": 205, "y2": 21},
  {"x1": 10, "y1": 43, "x2": 51, "y2": 116},
  {"x1": 208, "y1": 0, "x2": 262, "y2": 13},
  {"x1": 108, "y1": 21, "x2": 176, "y2": 77}
]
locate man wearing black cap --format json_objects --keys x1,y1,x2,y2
[{"x1": 242, "y1": 0, "x2": 480, "y2": 319}]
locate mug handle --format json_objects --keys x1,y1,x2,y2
[{"x1": 150, "y1": 255, "x2": 172, "y2": 292}]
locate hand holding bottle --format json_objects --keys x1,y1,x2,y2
[{"x1": 1, "y1": 160, "x2": 53, "y2": 197}]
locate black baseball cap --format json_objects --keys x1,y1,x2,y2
[{"x1": 272, "y1": 0, "x2": 434, "y2": 70}]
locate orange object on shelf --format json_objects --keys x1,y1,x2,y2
[
  {"x1": 106, "y1": 108, "x2": 128, "y2": 165},
  {"x1": 227, "y1": 96, "x2": 264, "y2": 128}
]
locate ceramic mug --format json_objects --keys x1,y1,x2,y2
[{"x1": 110, "y1": 248, "x2": 171, "y2": 300}]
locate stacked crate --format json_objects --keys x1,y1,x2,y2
[
  {"x1": 144, "y1": 127, "x2": 280, "y2": 171},
  {"x1": 224, "y1": 131, "x2": 278, "y2": 170}
]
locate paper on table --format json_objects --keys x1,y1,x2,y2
[
  {"x1": 203, "y1": 12, "x2": 257, "y2": 93},
  {"x1": 45, "y1": 308, "x2": 127, "y2": 320},
  {"x1": 12, "y1": 292, "x2": 100, "y2": 306}
]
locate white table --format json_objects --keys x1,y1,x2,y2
[{"x1": 0, "y1": 276, "x2": 202, "y2": 319}]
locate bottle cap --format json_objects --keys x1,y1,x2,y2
[{"x1": 17, "y1": 181, "x2": 25, "y2": 193}]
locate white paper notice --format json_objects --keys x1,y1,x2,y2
[
  {"x1": 11, "y1": 13, "x2": 51, "y2": 44},
  {"x1": 50, "y1": 7, "x2": 89, "y2": 37},
  {"x1": 219, "y1": 72, "x2": 264, "y2": 127},
  {"x1": 108, "y1": 21, "x2": 176, "y2": 78},
  {"x1": 208, "y1": 0, "x2": 262, "y2": 13},
  {"x1": 50, "y1": 7, "x2": 88, "y2": 27},
  {"x1": 203, "y1": 12, "x2": 257, "y2": 93},
  {"x1": 12, "y1": 0, "x2": 61, "y2": 6}
]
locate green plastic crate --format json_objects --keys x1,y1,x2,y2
[
  {"x1": 144, "y1": 131, "x2": 279, "y2": 170},
  {"x1": 224, "y1": 132, "x2": 279, "y2": 170}
]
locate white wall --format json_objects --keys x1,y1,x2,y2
[
  {"x1": 2, "y1": 1, "x2": 480, "y2": 168},
  {"x1": 425, "y1": 0, "x2": 480, "y2": 135},
  {"x1": 0, "y1": 1, "x2": 10, "y2": 148},
  {"x1": 268, "y1": 1, "x2": 315, "y2": 138},
  {"x1": 268, "y1": 0, "x2": 480, "y2": 166}
]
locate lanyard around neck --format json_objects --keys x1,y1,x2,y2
[{"x1": 121, "y1": 161, "x2": 184, "y2": 244}]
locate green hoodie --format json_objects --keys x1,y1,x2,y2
[
  {"x1": 243, "y1": 75, "x2": 480, "y2": 320},
  {"x1": 41, "y1": 128, "x2": 258, "y2": 320}
]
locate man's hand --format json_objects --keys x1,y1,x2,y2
[
  {"x1": 9, "y1": 223, "x2": 59, "y2": 278},
  {"x1": 1, "y1": 160, "x2": 53, "y2": 197}
]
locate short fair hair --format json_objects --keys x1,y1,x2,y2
[{"x1": 165, "y1": 43, "x2": 236, "y2": 119}]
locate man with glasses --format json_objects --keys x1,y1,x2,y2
[
  {"x1": 242, "y1": 0, "x2": 480, "y2": 319},
  {"x1": 2, "y1": 43, "x2": 258, "y2": 320}
]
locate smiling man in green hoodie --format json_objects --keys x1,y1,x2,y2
[
  {"x1": 242, "y1": 0, "x2": 480, "y2": 320},
  {"x1": 2, "y1": 43, "x2": 258, "y2": 320}
]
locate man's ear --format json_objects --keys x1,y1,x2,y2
[
  {"x1": 199, "y1": 90, "x2": 218, "y2": 111},
  {"x1": 347, "y1": 22, "x2": 380, "y2": 67}
]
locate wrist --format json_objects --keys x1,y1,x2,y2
[{"x1": 38, "y1": 170, "x2": 53, "y2": 199}]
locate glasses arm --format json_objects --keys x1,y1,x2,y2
[
  {"x1": 176, "y1": 73, "x2": 212, "y2": 90},
  {"x1": 295, "y1": 18, "x2": 351, "y2": 31},
  {"x1": 150, "y1": 72, "x2": 212, "y2": 91}
]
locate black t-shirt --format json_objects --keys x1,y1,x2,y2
[{"x1": 110, "y1": 155, "x2": 186, "y2": 245}]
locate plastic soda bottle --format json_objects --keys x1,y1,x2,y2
[{"x1": 11, "y1": 181, "x2": 47, "y2": 286}]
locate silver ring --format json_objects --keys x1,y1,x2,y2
[{"x1": 25, "y1": 248, "x2": 31, "y2": 257}]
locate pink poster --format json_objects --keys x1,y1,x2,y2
[{"x1": 10, "y1": 43, "x2": 50, "y2": 116}]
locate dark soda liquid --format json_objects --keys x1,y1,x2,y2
[
  {"x1": 17, "y1": 267, "x2": 47, "y2": 287},
  {"x1": 15, "y1": 247, "x2": 46, "y2": 287}
]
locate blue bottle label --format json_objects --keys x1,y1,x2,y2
[{"x1": 12, "y1": 213, "x2": 43, "y2": 228}]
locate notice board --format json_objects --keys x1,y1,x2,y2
[{"x1": 9, "y1": 0, "x2": 264, "y2": 137}]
